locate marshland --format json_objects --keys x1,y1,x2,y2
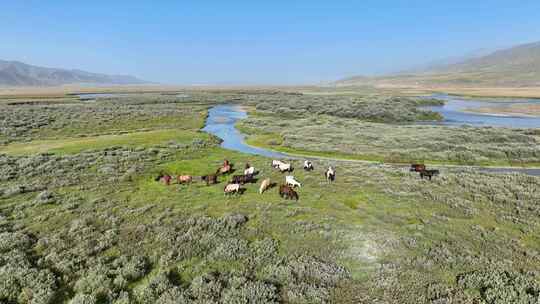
[{"x1": 1, "y1": 89, "x2": 539, "y2": 304}]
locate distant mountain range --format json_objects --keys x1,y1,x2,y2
[
  {"x1": 337, "y1": 41, "x2": 540, "y2": 87},
  {"x1": 0, "y1": 60, "x2": 148, "y2": 86}
]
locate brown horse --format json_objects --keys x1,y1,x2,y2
[
  {"x1": 279, "y1": 184, "x2": 298, "y2": 201},
  {"x1": 201, "y1": 174, "x2": 218, "y2": 186},
  {"x1": 420, "y1": 169, "x2": 440, "y2": 180},
  {"x1": 177, "y1": 175, "x2": 192, "y2": 184},
  {"x1": 231, "y1": 174, "x2": 255, "y2": 185},
  {"x1": 410, "y1": 164, "x2": 426, "y2": 172},
  {"x1": 161, "y1": 174, "x2": 172, "y2": 186},
  {"x1": 216, "y1": 164, "x2": 232, "y2": 175}
]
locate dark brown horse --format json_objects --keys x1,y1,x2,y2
[
  {"x1": 201, "y1": 174, "x2": 218, "y2": 186},
  {"x1": 231, "y1": 174, "x2": 255, "y2": 185},
  {"x1": 154, "y1": 172, "x2": 165, "y2": 182},
  {"x1": 410, "y1": 164, "x2": 426, "y2": 172},
  {"x1": 420, "y1": 169, "x2": 440, "y2": 180},
  {"x1": 279, "y1": 184, "x2": 298, "y2": 201}
]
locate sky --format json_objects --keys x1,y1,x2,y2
[{"x1": 1, "y1": 1, "x2": 540, "y2": 85}]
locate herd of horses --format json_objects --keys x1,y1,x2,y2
[
  {"x1": 155, "y1": 159, "x2": 336, "y2": 201},
  {"x1": 155, "y1": 160, "x2": 439, "y2": 201}
]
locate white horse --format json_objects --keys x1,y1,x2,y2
[
  {"x1": 285, "y1": 175, "x2": 301, "y2": 188},
  {"x1": 325, "y1": 167, "x2": 335, "y2": 182},
  {"x1": 272, "y1": 160, "x2": 285, "y2": 168},
  {"x1": 278, "y1": 163, "x2": 292, "y2": 173},
  {"x1": 224, "y1": 183, "x2": 240, "y2": 195},
  {"x1": 244, "y1": 166, "x2": 255, "y2": 175},
  {"x1": 303, "y1": 160, "x2": 314, "y2": 171}
]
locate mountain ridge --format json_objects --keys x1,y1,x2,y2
[
  {"x1": 337, "y1": 41, "x2": 540, "y2": 87},
  {"x1": 0, "y1": 60, "x2": 148, "y2": 86}
]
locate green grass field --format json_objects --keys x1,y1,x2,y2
[{"x1": 0, "y1": 129, "x2": 213, "y2": 155}]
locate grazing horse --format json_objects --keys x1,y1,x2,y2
[
  {"x1": 224, "y1": 183, "x2": 241, "y2": 196},
  {"x1": 279, "y1": 184, "x2": 298, "y2": 201},
  {"x1": 278, "y1": 163, "x2": 293, "y2": 173},
  {"x1": 161, "y1": 174, "x2": 172, "y2": 185},
  {"x1": 285, "y1": 175, "x2": 301, "y2": 188},
  {"x1": 155, "y1": 172, "x2": 165, "y2": 182},
  {"x1": 272, "y1": 160, "x2": 285, "y2": 168},
  {"x1": 201, "y1": 174, "x2": 218, "y2": 186},
  {"x1": 259, "y1": 178, "x2": 272, "y2": 194},
  {"x1": 325, "y1": 167, "x2": 335, "y2": 182},
  {"x1": 244, "y1": 166, "x2": 255, "y2": 175},
  {"x1": 216, "y1": 164, "x2": 232, "y2": 175},
  {"x1": 177, "y1": 175, "x2": 192, "y2": 184},
  {"x1": 420, "y1": 169, "x2": 440, "y2": 181},
  {"x1": 410, "y1": 164, "x2": 426, "y2": 172},
  {"x1": 303, "y1": 160, "x2": 314, "y2": 171},
  {"x1": 231, "y1": 174, "x2": 255, "y2": 185}
]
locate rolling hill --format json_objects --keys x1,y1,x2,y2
[
  {"x1": 0, "y1": 60, "x2": 148, "y2": 86},
  {"x1": 338, "y1": 41, "x2": 540, "y2": 87}
]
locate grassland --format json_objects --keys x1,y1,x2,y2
[{"x1": 1, "y1": 91, "x2": 540, "y2": 303}]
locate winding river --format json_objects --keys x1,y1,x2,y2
[
  {"x1": 203, "y1": 103, "x2": 540, "y2": 177},
  {"x1": 202, "y1": 105, "x2": 290, "y2": 158}
]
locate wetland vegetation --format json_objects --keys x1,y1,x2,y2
[
  {"x1": 229, "y1": 91, "x2": 540, "y2": 166},
  {"x1": 1, "y1": 90, "x2": 539, "y2": 304}
]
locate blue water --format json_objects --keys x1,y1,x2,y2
[
  {"x1": 202, "y1": 105, "x2": 290, "y2": 159},
  {"x1": 422, "y1": 94, "x2": 540, "y2": 128}
]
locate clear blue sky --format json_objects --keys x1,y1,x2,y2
[{"x1": 2, "y1": 1, "x2": 540, "y2": 84}]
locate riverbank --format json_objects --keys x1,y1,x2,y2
[
  {"x1": 430, "y1": 87, "x2": 540, "y2": 99},
  {"x1": 465, "y1": 103, "x2": 540, "y2": 117}
]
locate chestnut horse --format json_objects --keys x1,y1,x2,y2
[
  {"x1": 279, "y1": 184, "x2": 298, "y2": 201},
  {"x1": 201, "y1": 174, "x2": 218, "y2": 186},
  {"x1": 216, "y1": 164, "x2": 232, "y2": 175},
  {"x1": 410, "y1": 164, "x2": 426, "y2": 172}
]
